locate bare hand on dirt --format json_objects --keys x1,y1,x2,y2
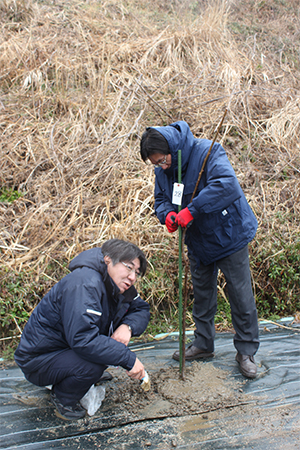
[
  {"x1": 127, "y1": 357, "x2": 145, "y2": 380},
  {"x1": 111, "y1": 324, "x2": 132, "y2": 346}
]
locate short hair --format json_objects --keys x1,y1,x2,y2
[
  {"x1": 101, "y1": 239, "x2": 147, "y2": 276},
  {"x1": 140, "y1": 128, "x2": 170, "y2": 162}
]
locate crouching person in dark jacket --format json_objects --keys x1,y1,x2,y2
[{"x1": 14, "y1": 239, "x2": 150, "y2": 420}]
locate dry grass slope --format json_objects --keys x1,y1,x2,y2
[{"x1": 0, "y1": 0, "x2": 299, "y2": 349}]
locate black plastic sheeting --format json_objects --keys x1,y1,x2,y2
[{"x1": 1, "y1": 321, "x2": 299, "y2": 450}]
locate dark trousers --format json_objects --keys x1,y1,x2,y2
[
  {"x1": 25, "y1": 349, "x2": 105, "y2": 407},
  {"x1": 189, "y1": 245, "x2": 260, "y2": 356}
]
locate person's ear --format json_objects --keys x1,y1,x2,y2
[{"x1": 104, "y1": 255, "x2": 111, "y2": 265}]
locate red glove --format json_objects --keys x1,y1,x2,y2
[
  {"x1": 165, "y1": 211, "x2": 178, "y2": 233},
  {"x1": 176, "y1": 207, "x2": 194, "y2": 228}
]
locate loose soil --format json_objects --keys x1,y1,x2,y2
[
  {"x1": 101, "y1": 361, "x2": 248, "y2": 419},
  {"x1": 5, "y1": 357, "x2": 298, "y2": 449},
  {"x1": 2, "y1": 359, "x2": 248, "y2": 419}
]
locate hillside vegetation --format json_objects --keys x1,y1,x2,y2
[{"x1": 1, "y1": 0, "x2": 299, "y2": 354}]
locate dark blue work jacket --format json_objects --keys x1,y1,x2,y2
[
  {"x1": 153, "y1": 121, "x2": 258, "y2": 266},
  {"x1": 14, "y1": 248, "x2": 150, "y2": 374}
]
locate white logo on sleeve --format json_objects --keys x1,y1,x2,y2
[{"x1": 86, "y1": 309, "x2": 102, "y2": 317}]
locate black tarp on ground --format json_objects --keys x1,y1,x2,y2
[{"x1": 1, "y1": 321, "x2": 299, "y2": 450}]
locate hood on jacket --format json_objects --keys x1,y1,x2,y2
[
  {"x1": 69, "y1": 247, "x2": 118, "y2": 299},
  {"x1": 151, "y1": 121, "x2": 195, "y2": 177},
  {"x1": 69, "y1": 247, "x2": 134, "y2": 302},
  {"x1": 69, "y1": 247, "x2": 107, "y2": 274}
]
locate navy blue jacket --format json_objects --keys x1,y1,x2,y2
[
  {"x1": 153, "y1": 121, "x2": 258, "y2": 265},
  {"x1": 14, "y1": 248, "x2": 150, "y2": 374}
]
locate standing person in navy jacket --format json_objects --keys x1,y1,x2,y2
[
  {"x1": 14, "y1": 239, "x2": 150, "y2": 420},
  {"x1": 140, "y1": 121, "x2": 259, "y2": 378}
]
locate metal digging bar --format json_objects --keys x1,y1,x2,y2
[
  {"x1": 177, "y1": 149, "x2": 183, "y2": 376},
  {"x1": 179, "y1": 109, "x2": 227, "y2": 380}
]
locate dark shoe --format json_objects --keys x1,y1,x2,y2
[
  {"x1": 95, "y1": 371, "x2": 113, "y2": 385},
  {"x1": 236, "y1": 353, "x2": 257, "y2": 378},
  {"x1": 172, "y1": 344, "x2": 214, "y2": 361},
  {"x1": 50, "y1": 390, "x2": 86, "y2": 421}
]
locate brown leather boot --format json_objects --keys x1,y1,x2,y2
[
  {"x1": 236, "y1": 353, "x2": 257, "y2": 378},
  {"x1": 173, "y1": 344, "x2": 214, "y2": 361}
]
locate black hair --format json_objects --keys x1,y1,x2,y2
[
  {"x1": 140, "y1": 128, "x2": 170, "y2": 162},
  {"x1": 101, "y1": 239, "x2": 147, "y2": 276}
]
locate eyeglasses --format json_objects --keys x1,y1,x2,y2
[
  {"x1": 154, "y1": 155, "x2": 167, "y2": 168},
  {"x1": 121, "y1": 261, "x2": 141, "y2": 277}
]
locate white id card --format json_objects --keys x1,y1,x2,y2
[{"x1": 172, "y1": 183, "x2": 184, "y2": 205}]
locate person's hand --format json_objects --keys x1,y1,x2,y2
[
  {"x1": 176, "y1": 207, "x2": 194, "y2": 228},
  {"x1": 165, "y1": 211, "x2": 178, "y2": 232},
  {"x1": 127, "y1": 357, "x2": 145, "y2": 380},
  {"x1": 111, "y1": 324, "x2": 132, "y2": 346}
]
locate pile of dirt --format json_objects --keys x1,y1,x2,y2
[{"x1": 101, "y1": 361, "x2": 248, "y2": 419}]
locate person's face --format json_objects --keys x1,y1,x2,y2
[
  {"x1": 104, "y1": 256, "x2": 141, "y2": 293},
  {"x1": 148, "y1": 153, "x2": 172, "y2": 170}
]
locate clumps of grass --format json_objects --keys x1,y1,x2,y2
[
  {"x1": 252, "y1": 235, "x2": 300, "y2": 318},
  {"x1": 0, "y1": 187, "x2": 23, "y2": 203}
]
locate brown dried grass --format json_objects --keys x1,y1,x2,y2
[{"x1": 1, "y1": 0, "x2": 300, "y2": 341}]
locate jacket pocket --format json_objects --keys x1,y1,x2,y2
[{"x1": 200, "y1": 204, "x2": 239, "y2": 247}]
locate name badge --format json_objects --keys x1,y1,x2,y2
[{"x1": 172, "y1": 183, "x2": 184, "y2": 205}]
